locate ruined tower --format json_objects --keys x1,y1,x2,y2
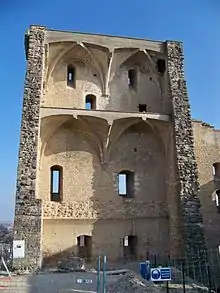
[{"x1": 13, "y1": 25, "x2": 207, "y2": 271}]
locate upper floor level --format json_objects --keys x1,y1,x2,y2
[{"x1": 25, "y1": 27, "x2": 173, "y2": 115}]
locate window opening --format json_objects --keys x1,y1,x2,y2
[
  {"x1": 77, "y1": 235, "x2": 92, "y2": 260},
  {"x1": 67, "y1": 65, "x2": 75, "y2": 87},
  {"x1": 213, "y1": 163, "x2": 220, "y2": 181},
  {"x1": 128, "y1": 69, "x2": 137, "y2": 89},
  {"x1": 50, "y1": 166, "x2": 62, "y2": 202},
  {"x1": 216, "y1": 190, "x2": 220, "y2": 213},
  {"x1": 123, "y1": 235, "x2": 138, "y2": 261},
  {"x1": 157, "y1": 59, "x2": 166, "y2": 74},
  {"x1": 118, "y1": 171, "x2": 134, "y2": 198},
  {"x1": 85, "y1": 94, "x2": 96, "y2": 110},
  {"x1": 138, "y1": 104, "x2": 147, "y2": 112}
]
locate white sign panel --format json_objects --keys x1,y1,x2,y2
[
  {"x1": 150, "y1": 267, "x2": 171, "y2": 281},
  {"x1": 13, "y1": 240, "x2": 25, "y2": 259},
  {"x1": 77, "y1": 278, "x2": 93, "y2": 284}
]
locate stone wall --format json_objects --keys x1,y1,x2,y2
[
  {"x1": 14, "y1": 26, "x2": 215, "y2": 270},
  {"x1": 42, "y1": 217, "x2": 169, "y2": 264},
  {"x1": 13, "y1": 25, "x2": 46, "y2": 272},
  {"x1": 192, "y1": 120, "x2": 220, "y2": 250},
  {"x1": 39, "y1": 119, "x2": 170, "y2": 261},
  {"x1": 44, "y1": 42, "x2": 170, "y2": 114},
  {"x1": 166, "y1": 42, "x2": 207, "y2": 260}
]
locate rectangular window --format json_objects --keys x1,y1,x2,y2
[
  {"x1": 139, "y1": 104, "x2": 147, "y2": 112},
  {"x1": 216, "y1": 190, "x2": 220, "y2": 213},
  {"x1": 51, "y1": 166, "x2": 62, "y2": 202},
  {"x1": 67, "y1": 65, "x2": 75, "y2": 87},
  {"x1": 157, "y1": 59, "x2": 166, "y2": 74},
  {"x1": 128, "y1": 69, "x2": 137, "y2": 89},
  {"x1": 119, "y1": 174, "x2": 127, "y2": 195},
  {"x1": 123, "y1": 236, "x2": 129, "y2": 247},
  {"x1": 216, "y1": 194, "x2": 219, "y2": 207},
  {"x1": 52, "y1": 170, "x2": 59, "y2": 194},
  {"x1": 118, "y1": 171, "x2": 134, "y2": 198},
  {"x1": 213, "y1": 163, "x2": 220, "y2": 181}
]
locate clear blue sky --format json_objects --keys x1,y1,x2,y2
[{"x1": 0, "y1": 0, "x2": 219, "y2": 221}]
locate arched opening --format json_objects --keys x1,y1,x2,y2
[
  {"x1": 77, "y1": 235, "x2": 92, "y2": 260},
  {"x1": 117, "y1": 170, "x2": 135, "y2": 198},
  {"x1": 123, "y1": 235, "x2": 138, "y2": 260},
  {"x1": 85, "y1": 94, "x2": 96, "y2": 110},
  {"x1": 67, "y1": 65, "x2": 75, "y2": 87},
  {"x1": 50, "y1": 165, "x2": 63, "y2": 202},
  {"x1": 213, "y1": 163, "x2": 220, "y2": 181}
]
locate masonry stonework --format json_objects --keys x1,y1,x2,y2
[
  {"x1": 13, "y1": 25, "x2": 46, "y2": 271},
  {"x1": 166, "y1": 42, "x2": 207, "y2": 261},
  {"x1": 13, "y1": 26, "x2": 220, "y2": 272}
]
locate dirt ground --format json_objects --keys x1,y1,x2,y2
[{"x1": 0, "y1": 271, "x2": 120, "y2": 293}]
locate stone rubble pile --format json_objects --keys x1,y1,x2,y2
[
  {"x1": 106, "y1": 271, "x2": 160, "y2": 293},
  {"x1": 57, "y1": 257, "x2": 86, "y2": 272}
]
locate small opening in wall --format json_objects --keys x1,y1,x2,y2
[
  {"x1": 138, "y1": 104, "x2": 147, "y2": 112},
  {"x1": 123, "y1": 235, "x2": 138, "y2": 260},
  {"x1": 118, "y1": 171, "x2": 134, "y2": 198},
  {"x1": 157, "y1": 59, "x2": 166, "y2": 74},
  {"x1": 77, "y1": 235, "x2": 92, "y2": 260},
  {"x1": 213, "y1": 163, "x2": 220, "y2": 181},
  {"x1": 85, "y1": 94, "x2": 96, "y2": 110},
  {"x1": 128, "y1": 69, "x2": 137, "y2": 89},
  {"x1": 67, "y1": 65, "x2": 75, "y2": 87},
  {"x1": 50, "y1": 165, "x2": 63, "y2": 202},
  {"x1": 216, "y1": 189, "x2": 220, "y2": 213}
]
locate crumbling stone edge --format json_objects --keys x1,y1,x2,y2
[
  {"x1": 13, "y1": 25, "x2": 46, "y2": 273},
  {"x1": 166, "y1": 41, "x2": 207, "y2": 261}
]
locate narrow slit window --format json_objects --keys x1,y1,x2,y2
[
  {"x1": 124, "y1": 236, "x2": 129, "y2": 247},
  {"x1": 118, "y1": 171, "x2": 134, "y2": 198},
  {"x1": 138, "y1": 104, "x2": 147, "y2": 112},
  {"x1": 85, "y1": 94, "x2": 96, "y2": 110},
  {"x1": 119, "y1": 174, "x2": 127, "y2": 195},
  {"x1": 157, "y1": 59, "x2": 166, "y2": 74},
  {"x1": 128, "y1": 69, "x2": 137, "y2": 89},
  {"x1": 216, "y1": 190, "x2": 220, "y2": 213},
  {"x1": 216, "y1": 193, "x2": 219, "y2": 207},
  {"x1": 50, "y1": 165, "x2": 62, "y2": 202},
  {"x1": 52, "y1": 170, "x2": 59, "y2": 193},
  {"x1": 67, "y1": 65, "x2": 75, "y2": 87}
]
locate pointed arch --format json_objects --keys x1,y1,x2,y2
[
  {"x1": 107, "y1": 118, "x2": 164, "y2": 161},
  {"x1": 46, "y1": 42, "x2": 105, "y2": 93},
  {"x1": 40, "y1": 115, "x2": 105, "y2": 166},
  {"x1": 109, "y1": 48, "x2": 140, "y2": 82},
  {"x1": 46, "y1": 42, "x2": 79, "y2": 84}
]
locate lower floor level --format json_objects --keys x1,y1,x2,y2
[{"x1": 42, "y1": 217, "x2": 171, "y2": 266}]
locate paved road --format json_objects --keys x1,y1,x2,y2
[{"x1": 0, "y1": 271, "x2": 120, "y2": 293}]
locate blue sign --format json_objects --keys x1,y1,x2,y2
[{"x1": 150, "y1": 267, "x2": 171, "y2": 281}]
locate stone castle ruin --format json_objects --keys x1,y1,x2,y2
[{"x1": 13, "y1": 25, "x2": 220, "y2": 271}]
